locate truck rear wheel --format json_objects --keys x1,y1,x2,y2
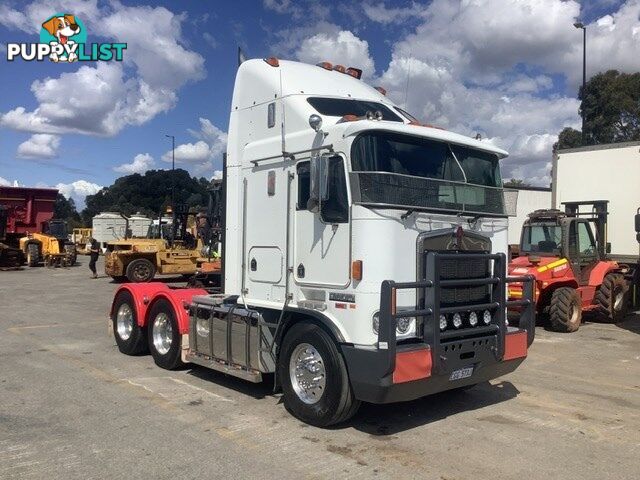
[
  {"x1": 594, "y1": 273, "x2": 628, "y2": 323},
  {"x1": 112, "y1": 290, "x2": 148, "y2": 355},
  {"x1": 26, "y1": 243, "x2": 39, "y2": 267},
  {"x1": 147, "y1": 299, "x2": 183, "y2": 370},
  {"x1": 549, "y1": 287, "x2": 582, "y2": 332},
  {"x1": 278, "y1": 323, "x2": 360, "y2": 427},
  {"x1": 126, "y1": 258, "x2": 156, "y2": 282}
]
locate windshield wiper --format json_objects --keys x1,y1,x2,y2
[{"x1": 401, "y1": 209, "x2": 415, "y2": 220}]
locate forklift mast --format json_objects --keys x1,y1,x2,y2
[{"x1": 562, "y1": 200, "x2": 609, "y2": 259}]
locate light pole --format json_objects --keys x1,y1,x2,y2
[
  {"x1": 574, "y1": 21, "x2": 586, "y2": 145},
  {"x1": 165, "y1": 134, "x2": 175, "y2": 206}
]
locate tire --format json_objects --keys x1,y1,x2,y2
[
  {"x1": 549, "y1": 287, "x2": 582, "y2": 332},
  {"x1": 278, "y1": 323, "x2": 360, "y2": 427},
  {"x1": 64, "y1": 244, "x2": 77, "y2": 266},
  {"x1": 147, "y1": 299, "x2": 183, "y2": 370},
  {"x1": 125, "y1": 258, "x2": 156, "y2": 282},
  {"x1": 111, "y1": 290, "x2": 148, "y2": 355},
  {"x1": 594, "y1": 273, "x2": 629, "y2": 323},
  {"x1": 27, "y1": 243, "x2": 39, "y2": 267}
]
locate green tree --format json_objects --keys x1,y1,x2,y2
[
  {"x1": 81, "y1": 169, "x2": 213, "y2": 225},
  {"x1": 53, "y1": 193, "x2": 82, "y2": 228},
  {"x1": 555, "y1": 70, "x2": 640, "y2": 151},
  {"x1": 553, "y1": 127, "x2": 582, "y2": 152},
  {"x1": 581, "y1": 70, "x2": 640, "y2": 144},
  {"x1": 504, "y1": 179, "x2": 531, "y2": 188}
]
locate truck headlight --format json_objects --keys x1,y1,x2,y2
[
  {"x1": 439, "y1": 314, "x2": 447, "y2": 331},
  {"x1": 452, "y1": 313, "x2": 462, "y2": 329},
  {"x1": 483, "y1": 309, "x2": 492, "y2": 325},
  {"x1": 372, "y1": 312, "x2": 380, "y2": 335},
  {"x1": 468, "y1": 311, "x2": 478, "y2": 327},
  {"x1": 396, "y1": 317, "x2": 412, "y2": 334}
]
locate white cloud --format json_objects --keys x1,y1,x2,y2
[
  {"x1": 114, "y1": 153, "x2": 155, "y2": 174},
  {"x1": 0, "y1": 3, "x2": 204, "y2": 138},
  {"x1": 295, "y1": 30, "x2": 375, "y2": 78},
  {"x1": 370, "y1": 0, "x2": 640, "y2": 184},
  {"x1": 212, "y1": 170, "x2": 223, "y2": 180},
  {"x1": 16, "y1": 134, "x2": 61, "y2": 159},
  {"x1": 55, "y1": 180, "x2": 102, "y2": 205},
  {"x1": 162, "y1": 118, "x2": 227, "y2": 176},
  {"x1": 362, "y1": 2, "x2": 427, "y2": 25},
  {"x1": 0, "y1": 177, "x2": 11, "y2": 186},
  {"x1": 203, "y1": 32, "x2": 218, "y2": 49}
]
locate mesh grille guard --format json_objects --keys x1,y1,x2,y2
[{"x1": 376, "y1": 252, "x2": 535, "y2": 378}]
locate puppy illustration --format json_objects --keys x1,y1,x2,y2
[{"x1": 41, "y1": 14, "x2": 81, "y2": 62}]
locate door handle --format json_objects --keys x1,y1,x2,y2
[{"x1": 250, "y1": 258, "x2": 257, "y2": 271}]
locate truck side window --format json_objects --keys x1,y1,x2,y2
[
  {"x1": 297, "y1": 162, "x2": 310, "y2": 210},
  {"x1": 321, "y1": 157, "x2": 349, "y2": 223}
]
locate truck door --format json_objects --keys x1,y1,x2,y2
[
  {"x1": 294, "y1": 155, "x2": 351, "y2": 288},
  {"x1": 568, "y1": 220, "x2": 599, "y2": 285}
]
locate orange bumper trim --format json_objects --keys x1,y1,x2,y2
[
  {"x1": 393, "y1": 348, "x2": 432, "y2": 384},
  {"x1": 504, "y1": 331, "x2": 528, "y2": 361}
]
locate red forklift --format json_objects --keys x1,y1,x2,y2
[{"x1": 509, "y1": 201, "x2": 629, "y2": 332}]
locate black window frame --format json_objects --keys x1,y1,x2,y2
[{"x1": 320, "y1": 156, "x2": 349, "y2": 224}]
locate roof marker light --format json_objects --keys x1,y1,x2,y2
[
  {"x1": 316, "y1": 61, "x2": 333, "y2": 70},
  {"x1": 333, "y1": 64, "x2": 346, "y2": 73},
  {"x1": 374, "y1": 86, "x2": 387, "y2": 95},
  {"x1": 346, "y1": 67, "x2": 362, "y2": 79},
  {"x1": 264, "y1": 57, "x2": 279, "y2": 67}
]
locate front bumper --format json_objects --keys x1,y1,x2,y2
[
  {"x1": 104, "y1": 253, "x2": 124, "y2": 276},
  {"x1": 342, "y1": 251, "x2": 535, "y2": 404}
]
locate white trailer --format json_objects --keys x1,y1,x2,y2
[
  {"x1": 504, "y1": 186, "x2": 552, "y2": 247},
  {"x1": 110, "y1": 58, "x2": 535, "y2": 426},
  {"x1": 553, "y1": 141, "x2": 640, "y2": 261}
]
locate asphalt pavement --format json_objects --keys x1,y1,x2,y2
[{"x1": 1, "y1": 257, "x2": 639, "y2": 479}]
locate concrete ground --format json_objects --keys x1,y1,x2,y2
[{"x1": 1, "y1": 258, "x2": 639, "y2": 480}]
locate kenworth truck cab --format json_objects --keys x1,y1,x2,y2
[{"x1": 110, "y1": 58, "x2": 534, "y2": 426}]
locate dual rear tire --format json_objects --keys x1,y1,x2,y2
[{"x1": 111, "y1": 294, "x2": 181, "y2": 370}]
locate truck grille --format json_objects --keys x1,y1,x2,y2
[{"x1": 439, "y1": 257, "x2": 490, "y2": 307}]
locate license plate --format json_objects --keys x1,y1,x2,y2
[{"x1": 449, "y1": 366, "x2": 474, "y2": 381}]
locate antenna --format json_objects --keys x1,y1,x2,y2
[
  {"x1": 237, "y1": 46, "x2": 247, "y2": 66},
  {"x1": 403, "y1": 52, "x2": 412, "y2": 106}
]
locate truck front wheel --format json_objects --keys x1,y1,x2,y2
[
  {"x1": 594, "y1": 273, "x2": 628, "y2": 323},
  {"x1": 26, "y1": 243, "x2": 39, "y2": 267},
  {"x1": 278, "y1": 323, "x2": 360, "y2": 427},
  {"x1": 147, "y1": 299, "x2": 183, "y2": 370},
  {"x1": 549, "y1": 287, "x2": 582, "y2": 332},
  {"x1": 112, "y1": 290, "x2": 148, "y2": 355}
]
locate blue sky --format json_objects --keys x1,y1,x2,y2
[{"x1": 0, "y1": 0, "x2": 637, "y2": 206}]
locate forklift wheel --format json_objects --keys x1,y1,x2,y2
[
  {"x1": 594, "y1": 274, "x2": 628, "y2": 323},
  {"x1": 549, "y1": 287, "x2": 582, "y2": 333},
  {"x1": 125, "y1": 258, "x2": 156, "y2": 282}
]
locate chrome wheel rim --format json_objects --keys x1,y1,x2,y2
[
  {"x1": 116, "y1": 303, "x2": 134, "y2": 340},
  {"x1": 289, "y1": 343, "x2": 326, "y2": 405},
  {"x1": 152, "y1": 313, "x2": 173, "y2": 355}
]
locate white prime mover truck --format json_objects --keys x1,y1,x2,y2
[{"x1": 109, "y1": 57, "x2": 534, "y2": 426}]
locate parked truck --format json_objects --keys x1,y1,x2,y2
[{"x1": 109, "y1": 57, "x2": 534, "y2": 426}]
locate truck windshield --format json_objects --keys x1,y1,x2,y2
[
  {"x1": 350, "y1": 132, "x2": 505, "y2": 215},
  {"x1": 520, "y1": 224, "x2": 562, "y2": 254},
  {"x1": 47, "y1": 222, "x2": 67, "y2": 239}
]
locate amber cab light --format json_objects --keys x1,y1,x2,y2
[
  {"x1": 374, "y1": 86, "x2": 387, "y2": 95},
  {"x1": 351, "y1": 260, "x2": 363, "y2": 280},
  {"x1": 316, "y1": 61, "x2": 333, "y2": 70},
  {"x1": 264, "y1": 57, "x2": 279, "y2": 67},
  {"x1": 333, "y1": 64, "x2": 346, "y2": 73},
  {"x1": 346, "y1": 67, "x2": 362, "y2": 79}
]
